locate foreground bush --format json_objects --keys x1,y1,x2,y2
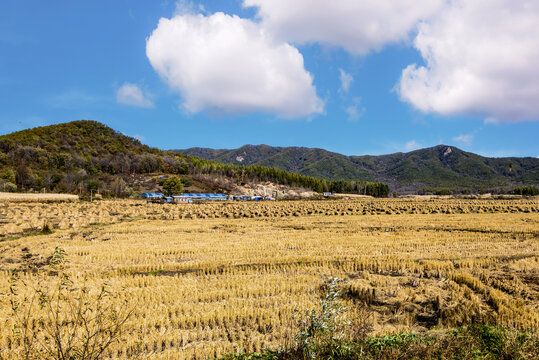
[
  {"x1": 222, "y1": 325, "x2": 538, "y2": 360},
  {"x1": 222, "y1": 278, "x2": 538, "y2": 360}
]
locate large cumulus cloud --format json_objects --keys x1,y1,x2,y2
[
  {"x1": 243, "y1": 0, "x2": 444, "y2": 54},
  {"x1": 398, "y1": 0, "x2": 539, "y2": 122},
  {"x1": 146, "y1": 12, "x2": 323, "y2": 118}
]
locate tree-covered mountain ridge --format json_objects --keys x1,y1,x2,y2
[
  {"x1": 0, "y1": 121, "x2": 389, "y2": 196},
  {"x1": 175, "y1": 144, "x2": 539, "y2": 193}
]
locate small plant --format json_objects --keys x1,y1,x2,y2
[
  {"x1": 41, "y1": 222, "x2": 53, "y2": 235},
  {"x1": 292, "y1": 278, "x2": 353, "y2": 359}
]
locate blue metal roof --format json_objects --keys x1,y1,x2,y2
[
  {"x1": 141, "y1": 193, "x2": 164, "y2": 198},
  {"x1": 143, "y1": 193, "x2": 228, "y2": 199},
  {"x1": 180, "y1": 193, "x2": 227, "y2": 197}
]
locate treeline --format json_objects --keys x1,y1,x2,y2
[
  {"x1": 187, "y1": 156, "x2": 390, "y2": 197},
  {"x1": 326, "y1": 179, "x2": 390, "y2": 197},
  {"x1": 513, "y1": 185, "x2": 539, "y2": 196},
  {"x1": 0, "y1": 149, "x2": 189, "y2": 194},
  {"x1": 0, "y1": 144, "x2": 189, "y2": 176},
  {"x1": 1, "y1": 167, "x2": 141, "y2": 198},
  {"x1": 421, "y1": 185, "x2": 539, "y2": 197}
]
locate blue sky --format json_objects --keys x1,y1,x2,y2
[{"x1": 1, "y1": 0, "x2": 538, "y2": 157}]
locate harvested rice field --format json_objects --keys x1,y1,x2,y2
[{"x1": 0, "y1": 198, "x2": 538, "y2": 359}]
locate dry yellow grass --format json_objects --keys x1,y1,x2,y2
[
  {"x1": 0, "y1": 199, "x2": 538, "y2": 359},
  {"x1": 1, "y1": 198, "x2": 537, "y2": 236},
  {"x1": 0, "y1": 192, "x2": 78, "y2": 202}
]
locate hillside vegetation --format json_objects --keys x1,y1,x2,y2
[
  {"x1": 177, "y1": 144, "x2": 539, "y2": 194},
  {"x1": 0, "y1": 121, "x2": 389, "y2": 197}
]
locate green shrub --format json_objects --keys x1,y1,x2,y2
[
  {"x1": 2, "y1": 181, "x2": 17, "y2": 192},
  {"x1": 221, "y1": 325, "x2": 538, "y2": 360},
  {"x1": 162, "y1": 176, "x2": 184, "y2": 196},
  {"x1": 1, "y1": 168, "x2": 16, "y2": 183},
  {"x1": 293, "y1": 278, "x2": 351, "y2": 358}
]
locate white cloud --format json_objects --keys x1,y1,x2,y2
[
  {"x1": 484, "y1": 117, "x2": 501, "y2": 125},
  {"x1": 346, "y1": 105, "x2": 359, "y2": 122},
  {"x1": 345, "y1": 98, "x2": 365, "y2": 122},
  {"x1": 404, "y1": 140, "x2": 421, "y2": 152},
  {"x1": 146, "y1": 12, "x2": 323, "y2": 118},
  {"x1": 116, "y1": 83, "x2": 154, "y2": 108},
  {"x1": 398, "y1": 0, "x2": 539, "y2": 122},
  {"x1": 174, "y1": 0, "x2": 205, "y2": 15},
  {"x1": 339, "y1": 69, "x2": 353, "y2": 94},
  {"x1": 244, "y1": 0, "x2": 444, "y2": 54},
  {"x1": 452, "y1": 133, "x2": 474, "y2": 146}
]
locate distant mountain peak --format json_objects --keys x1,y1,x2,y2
[{"x1": 175, "y1": 143, "x2": 539, "y2": 193}]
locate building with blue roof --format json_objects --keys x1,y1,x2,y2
[
  {"x1": 141, "y1": 193, "x2": 164, "y2": 199},
  {"x1": 179, "y1": 193, "x2": 228, "y2": 200},
  {"x1": 142, "y1": 193, "x2": 230, "y2": 203}
]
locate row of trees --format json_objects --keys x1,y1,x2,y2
[
  {"x1": 187, "y1": 156, "x2": 390, "y2": 197},
  {"x1": 327, "y1": 180, "x2": 390, "y2": 197},
  {"x1": 513, "y1": 185, "x2": 539, "y2": 196},
  {"x1": 420, "y1": 186, "x2": 539, "y2": 196},
  {"x1": 0, "y1": 166, "x2": 136, "y2": 197}
]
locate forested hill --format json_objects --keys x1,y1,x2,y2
[
  {"x1": 0, "y1": 121, "x2": 180, "y2": 176},
  {"x1": 0, "y1": 120, "x2": 162, "y2": 157},
  {"x1": 176, "y1": 144, "x2": 539, "y2": 193},
  {"x1": 0, "y1": 121, "x2": 389, "y2": 197}
]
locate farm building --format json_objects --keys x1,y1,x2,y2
[
  {"x1": 172, "y1": 196, "x2": 193, "y2": 204},
  {"x1": 178, "y1": 193, "x2": 229, "y2": 201},
  {"x1": 141, "y1": 193, "x2": 275, "y2": 203},
  {"x1": 141, "y1": 193, "x2": 228, "y2": 201},
  {"x1": 233, "y1": 195, "x2": 252, "y2": 201},
  {"x1": 141, "y1": 193, "x2": 164, "y2": 199}
]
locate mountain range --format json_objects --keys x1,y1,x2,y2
[
  {"x1": 0, "y1": 121, "x2": 384, "y2": 196},
  {"x1": 0, "y1": 120, "x2": 537, "y2": 195},
  {"x1": 176, "y1": 145, "x2": 539, "y2": 193}
]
